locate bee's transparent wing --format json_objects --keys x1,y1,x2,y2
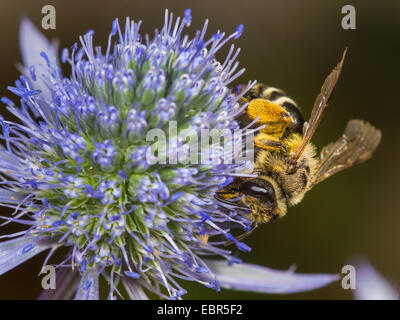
[
  {"x1": 308, "y1": 119, "x2": 381, "y2": 189},
  {"x1": 290, "y1": 50, "x2": 347, "y2": 165}
]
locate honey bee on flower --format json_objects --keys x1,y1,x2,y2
[{"x1": 0, "y1": 9, "x2": 337, "y2": 299}]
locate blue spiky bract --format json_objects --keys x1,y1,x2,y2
[{"x1": 0, "y1": 10, "x2": 253, "y2": 299}]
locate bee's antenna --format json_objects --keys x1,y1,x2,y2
[{"x1": 214, "y1": 195, "x2": 248, "y2": 209}]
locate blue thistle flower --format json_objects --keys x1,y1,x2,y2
[{"x1": 0, "y1": 10, "x2": 338, "y2": 299}]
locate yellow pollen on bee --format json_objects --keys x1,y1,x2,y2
[
  {"x1": 10, "y1": 196, "x2": 15, "y2": 200},
  {"x1": 247, "y1": 99, "x2": 291, "y2": 134}
]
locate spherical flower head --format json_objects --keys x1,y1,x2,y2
[{"x1": 0, "y1": 9, "x2": 339, "y2": 300}]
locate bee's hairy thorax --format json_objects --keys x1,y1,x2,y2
[{"x1": 254, "y1": 133, "x2": 318, "y2": 207}]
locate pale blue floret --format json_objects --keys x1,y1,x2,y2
[{"x1": 0, "y1": 10, "x2": 339, "y2": 300}]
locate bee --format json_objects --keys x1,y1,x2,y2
[
  {"x1": 235, "y1": 80, "x2": 305, "y2": 152},
  {"x1": 217, "y1": 50, "x2": 382, "y2": 240}
]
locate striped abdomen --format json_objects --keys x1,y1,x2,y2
[{"x1": 243, "y1": 83, "x2": 305, "y2": 134}]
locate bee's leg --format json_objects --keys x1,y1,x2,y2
[
  {"x1": 224, "y1": 223, "x2": 259, "y2": 246},
  {"x1": 236, "y1": 223, "x2": 258, "y2": 241},
  {"x1": 254, "y1": 133, "x2": 282, "y2": 150}
]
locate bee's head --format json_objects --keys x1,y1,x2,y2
[{"x1": 237, "y1": 177, "x2": 287, "y2": 224}]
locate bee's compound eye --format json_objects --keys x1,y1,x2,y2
[
  {"x1": 239, "y1": 182, "x2": 273, "y2": 198},
  {"x1": 239, "y1": 180, "x2": 276, "y2": 209}
]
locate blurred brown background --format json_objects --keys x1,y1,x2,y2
[{"x1": 0, "y1": 0, "x2": 399, "y2": 299}]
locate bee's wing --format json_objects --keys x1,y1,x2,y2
[
  {"x1": 308, "y1": 119, "x2": 381, "y2": 189},
  {"x1": 290, "y1": 50, "x2": 347, "y2": 165}
]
